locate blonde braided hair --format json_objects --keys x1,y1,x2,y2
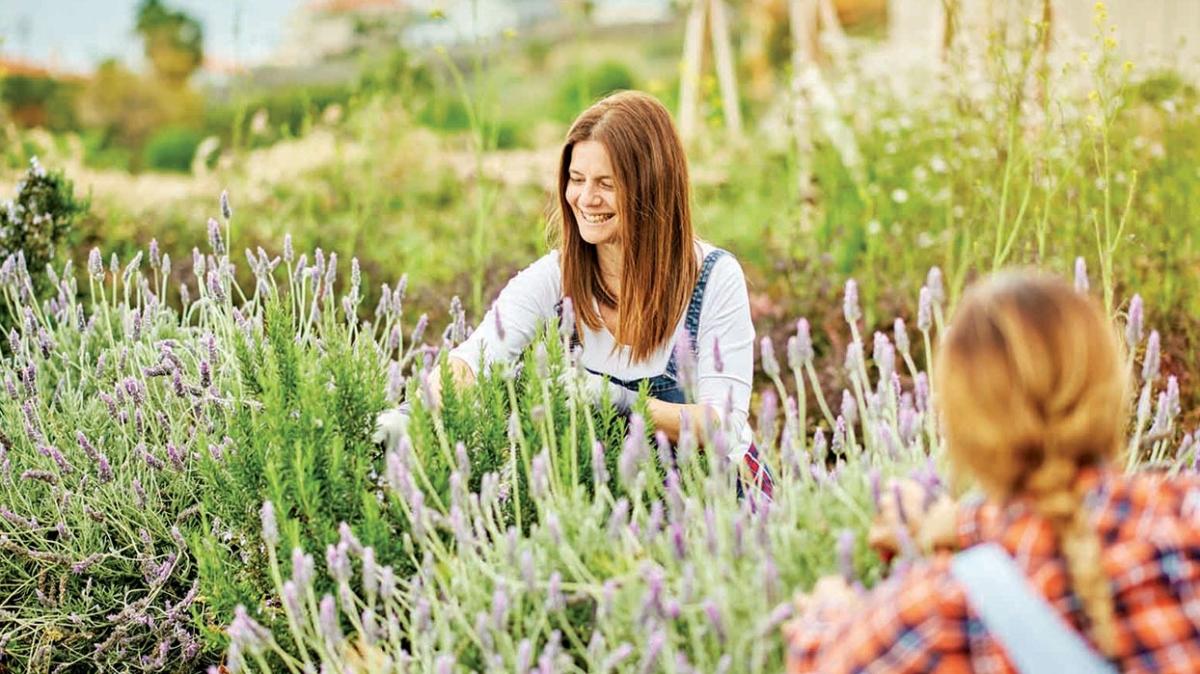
[{"x1": 935, "y1": 272, "x2": 1128, "y2": 656}]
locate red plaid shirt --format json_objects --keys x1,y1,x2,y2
[{"x1": 785, "y1": 470, "x2": 1200, "y2": 673}]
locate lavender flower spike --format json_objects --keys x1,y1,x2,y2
[
  {"x1": 843, "y1": 279, "x2": 862, "y2": 324},
  {"x1": 260, "y1": 501, "x2": 279, "y2": 547},
  {"x1": 926, "y1": 266, "x2": 945, "y2": 304},
  {"x1": 790, "y1": 318, "x2": 814, "y2": 366},
  {"x1": 917, "y1": 286, "x2": 933, "y2": 332},
  {"x1": 1126, "y1": 294, "x2": 1144, "y2": 348},
  {"x1": 893, "y1": 318, "x2": 910, "y2": 355},
  {"x1": 1074, "y1": 257, "x2": 1089, "y2": 293},
  {"x1": 1141, "y1": 330, "x2": 1160, "y2": 383},
  {"x1": 760, "y1": 337, "x2": 780, "y2": 378},
  {"x1": 837, "y1": 529, "x2": 856, "y2": 584}
]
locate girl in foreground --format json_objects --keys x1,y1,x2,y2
[
  {"x1": 440, "y1": 91, "x2": 773, "y2": 494},
  {"x1": 785, "y1": 272, "x2": 1200, "y2": 672}
]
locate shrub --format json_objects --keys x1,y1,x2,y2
[
  {"x1": 0, "y1": 157, "x2": 88, "y2": 299},
  {"x1": 142, "y1": 125, "x2": 204, "y2": 173},
  {"x1": 553, "y1": 60, "x2": 638, "y2": 123}
]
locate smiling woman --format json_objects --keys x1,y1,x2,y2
[{"x1": 436, "y1": 90, "x2": 774, "y2": 497}]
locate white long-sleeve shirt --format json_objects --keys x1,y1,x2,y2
[{"x1": 450, "y1": 241, "x2": 757, "y2": 459}]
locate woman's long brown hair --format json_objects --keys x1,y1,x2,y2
[
  {"x1": 935, "y1": 272, "x2": 1128, "y2": 656},
  {"x1": 554, "y1": 91, "x2": 698, "y2": 363}
]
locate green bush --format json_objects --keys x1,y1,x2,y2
[
  {"x1": 143, "y1": 125, "x2": 204, "y2": 172},
  {"x1": 0, "y1": 157, "x2": 88, "y2": 295},
  {"x1": 553, "y1": 60, "x2": 638, "y2": 123}
]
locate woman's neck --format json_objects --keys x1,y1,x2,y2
[{"x1": 597, "y1": 241, "x2": 623, "y2": 299}]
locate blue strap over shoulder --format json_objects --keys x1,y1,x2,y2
[
  {"x1": 950, "y1": 543, "x2": 1117, "y2": 674},
  {"x1": 665, "y1": 248, "x2": 729, "y2": 379}
]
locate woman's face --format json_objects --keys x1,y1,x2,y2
[{"x1": 566, "y1": 140, "x2": 620, "y2": 246}]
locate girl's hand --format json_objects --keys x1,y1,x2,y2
[
  {"x1": 558, "y1": 370, "x2": 637, "y2": 412},
  {"x1": 792, "y1": 575, "x2": 861, "y2": 616},
  {"x1": 867, "y1": 478, "x2": 959, "y2": 561}
]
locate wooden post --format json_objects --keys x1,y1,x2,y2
[
  {"x1": 679, "y1": 0, "x2": 708, "y2": 141},
  {"x1": 788, "y1": 0, "x2": 819, "y2": 72},
  {"x1": 817, "y1": 0, "x2": 848, "y2": 59},
  {"x1": 709, "y1": 0, "x2": 742, "y2": 137}
]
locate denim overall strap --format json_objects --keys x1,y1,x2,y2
[
  {"x1": 553, "y1": 299, "x2": 583, "y2": 352},
  {"x1": 665, "y1": 249, "x2": 729, "y2": 380},
  {"x1": 950, "y1": 543, "x2": 1117, "y2": 674}
]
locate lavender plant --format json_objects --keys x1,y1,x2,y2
[
  {"x1": 217, "y1": 267, "x2": 1194, "y2": 673},
  {"x1": 0, "y1": 189, "x2": 1192, "y2": 672}
]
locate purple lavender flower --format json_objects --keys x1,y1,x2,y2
[
  {"x1": 844, "y1": 340, "x2": 863, "y2": 374},
  {"x1": 592, "y1": 441, "x2": 609, "y2": 487},
  {"x1": 608, "y1": 498, "x2": 630, "y2": 539},
  {"x1": 228, "y1": 605, "x2": 270, "y2": 654},
  {"x1": 893, "y1": 318, "x2": 911, "y2": 356},
  {"x1": 639, "y1": 629, "x2": 667, "y2": 673},
  {"x1": 545, "y1": 571, "x2": 564, "y2": 612},
  {"x1": 260, "y1": 501, "x2": 279, "y2": 547},
  {"x1": 531, "y1": 450, "x2": 550, "y2": 500},
  {"x1": 291, "y1": 548, "x2": 313, "y2": 588},
  {"x1": 281, "y1": 580, "x2": 303, "y2": 620},
  {"x1": 811, "y1": 428, "x2": 828, "y2": 461},
  {"x1": 914, "y1": 372, "x2": 930, "y2": 413},
  {"x1": 760, "y1": 337, "x2": 780, "y2": 378},
  {"x1": 701, "y1": 599, "x2": 726, "y2": 643},
  {"x1": 318, "y1": 594, "x2": 342, "y2": 647},
  {"x1": 1166, "y1": 376, "x2": 1181, "y2": 419},
  {"x1": 917, "y1": 286, "x2": 933, "y2": 332},
  {"x1": 926, "y1": 266, "x2": 945, "y2": 305},
  {"x1": 873, "y1": 331, "x2": 895, "y2": 381},
  {"x1": 220, "y1": 190, "x2": 232, "y2": 220},
  {"x1": 840, "y1": 389, "x2": 857, "y2": 426},
  {"x1": 868, "y1": 467, "x2": 882, "y2": 511},
  {"x1": 543, "y1": 511, "x2": 562, "y2": 546},
  {"x1": 837, "y1": 529, "x2": 856, "y2": 584},
  {"x1": 843, "y1": 279, "x2": 861, "y2": 324},
  {"x1": 559, "y1": 296, "x2": 576, "y2": 342},
  {"x1": 1126, "y1": 295, "x2": 1144, "y2": 348},
  {"x1": 1142, "y1": 330, "x2": 1161, "y2": 383},
  {"x1": 1074, "y1": 257, "x2": 1089, "y2": 293},
  {"x1": 325, "y1": 542, "x2": 351, "y2": 584},
  {"x1": 669, "y1": 521, "x2": 687, "y2": 560},
  {"x1": 411, "y1": 313, "x2": 428, "y2": 344},
  {"x1": 516, "y1": 639, "x2": 534, "y2": 671},
  {"x1": 491, "y1": 585, "x2": 510, "y2": 630},
  {"x1": 792, "y1": 319, "x2": 815, "y2": 368},
  {"x1": 88, "y1": 248, "x2": 104, "y2": 279}
]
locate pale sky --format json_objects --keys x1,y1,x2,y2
[{"x1": 0, "y1": 0, "x2": 299, "y2": 73}]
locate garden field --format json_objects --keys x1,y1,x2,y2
[{"x1": 0, "y1": 2, "x2": 1198, "y2": 671}]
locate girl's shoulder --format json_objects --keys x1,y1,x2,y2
[{"x1": 695, "y1": 240, "x2": 747, "y2": 285}]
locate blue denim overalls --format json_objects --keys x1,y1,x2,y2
[{"x1": 560, "y1": 249, "x2": 775, "y2": 499}]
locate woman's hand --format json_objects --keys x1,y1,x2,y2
[
  {"x1": 791, "y1": 575, "x2": 861, "y2": 617},
  {"x1": 558, "y1": 369, "x2": 637, "y2": 412},
  {"x1": 426, "y1": 357, "x2": 477, "y2": 409},
  {"x1": 867, "y1": 478, "x2": 959, "y2": 562}
]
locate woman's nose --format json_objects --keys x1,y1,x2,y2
[{"x1": 582, "y1": 182, "x2": 602, "y2": 205}]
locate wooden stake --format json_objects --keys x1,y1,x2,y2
[
  {"x1": 679, "y1": 0, "x2": 708, "y2": 141},
  {"x1": 709, "y1": 0, "x2": 742, "y2": 137}
]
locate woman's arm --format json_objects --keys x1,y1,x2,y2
[
  {"x1": 644, "y1": 399, "x2": 718, "y2": 443},
  {"x1": 692, "y1": 254, "x2": 756, "y2": 454},
  {"x1": 445, "y1": 252, "x2": 561, "y2": 384}
]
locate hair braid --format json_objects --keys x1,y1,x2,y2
[{"x1": 1027, "y1": 455, "x2": 1118, "y2": 656}]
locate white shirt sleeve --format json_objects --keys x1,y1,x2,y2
[
  {"x1": 450, "y1": 251, "x2": 561, "y2": 375},
  {"x1": 693, "y1": 253, "x2": 756, "y2": 459}
]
